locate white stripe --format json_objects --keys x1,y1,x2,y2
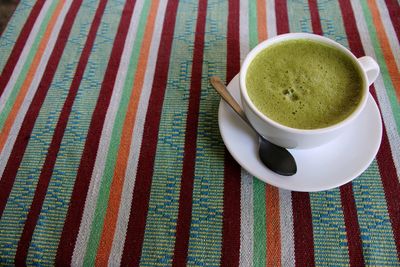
[
  {"x1": 351, "y1": 0, "x2": 400, "y2": 180},
  {"x1": 279, "y1": 189, "x2": 295, "y2": 267},
  {"x1": 70, "y1": 0, "x2": 146, "y2": 266},
  {"x1": 108, "y1": 0, "x2": 168, "y2": 265},
  {"x1": 0, "y1": 0, "x2": 53, "y2": 115},
  {"x1": 239, "y1": 170, "x2": 254, "y2": 267},
  {"x1": 0, "y1": 0, "x2": 73, "y2": 178},
  {"x1": 376, "y1": 0, "x2": 400, "y2": 70},
  {"x1": 239, "y1": 1, "x2": 253, "y2": 266},
  {"x1": 239, "y1": 0, "x2": 249, "y2": 65},
  {"x1": 266, "y1": 0, "x2": 277, "y2": 38}
]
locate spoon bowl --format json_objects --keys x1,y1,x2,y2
[{"x1": 210, "y1": 76, "x2": 297, "y2": 176}]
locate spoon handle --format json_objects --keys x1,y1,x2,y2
[
  {"x1": 210, "y1": 76, "x2": 297, "y2": 175},
  {"x1": 210, "y1": 76, "x2": 250, "y2": 124}
]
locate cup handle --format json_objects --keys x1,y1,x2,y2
[{"x1": 357, "y1": 56, "x2": 380, "y2": 86}]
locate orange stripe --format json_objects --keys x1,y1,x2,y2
[
  {"x1": 256, "y1": 0, "x2": 267, "y2": 41},
  {"x1": 257, "y1": 3, "x2": 282, "y2": 266},
  {"x1": 367, "y1": 0, "x2": 400, "y2": 100},
  {"x1": 0, "y1": 0, "x2": 66, "y2": 152},
  {"x1": 265, "y1": 185, "x2": 281, "y2": 267},
  {"x1": 94, "y1": 0, "x2": 160, "y2": 264}
]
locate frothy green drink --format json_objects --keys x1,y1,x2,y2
[{"x1": 246, "y1": 39, "x2": 364, "y2": 129}]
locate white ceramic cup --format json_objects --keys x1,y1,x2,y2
[{"x1": 240, "y1": 33, "x2": 380, "y2": 149}]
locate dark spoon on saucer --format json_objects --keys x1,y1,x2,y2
[{"x1": 210, "y1": 76, "x2": 297, "y2": 176}]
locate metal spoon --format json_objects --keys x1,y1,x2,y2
[{"x1": 210, "y1": 76, "x2": 297, "y2": 176}]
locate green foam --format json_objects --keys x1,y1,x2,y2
[{"x1": 246, "y1": 39, "x2": 364, "y2": 129}]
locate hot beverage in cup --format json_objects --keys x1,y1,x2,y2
[
  {"x1": 240, "y1": 33, "x2": 379, "y2": 148},
  {"x1": 246, "y1": 39, "x2": 364, "y2": 129}
]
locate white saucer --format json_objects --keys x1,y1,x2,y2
[{"x1": 218, "y1": 74, "x2": 382, "y2": 192}]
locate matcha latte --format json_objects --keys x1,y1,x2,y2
[{"x1": 246, "y1": 39, "x2": 364, "y2": 129}]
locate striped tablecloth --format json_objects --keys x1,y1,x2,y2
[{"x1": 0, "y1": 0, "x2": 399, "y2": 266}]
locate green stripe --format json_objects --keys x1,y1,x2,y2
[
  {"x1": 358, "y1": 0, "x2": 400, "y2": 133},
  {"x1": 186, "y1": 0, "x2": 228, "y2": 265},
  {"x1": 0, "y1": 1, "x2": 36, "y2": 71},
  {"x1": 25, "y1": 0, "x2": 123, "y2": 264},
  {"x1": 140, "y1": 1, "x2": 198, "y2": 265},
  {"x1": 82, "y1": 1, "x2": 152, "y2": 265},
  {"x1": 249, "y1": 3, "x2": 266, "y2": 266},
  {"x1": 253, "y1": 179, "x2": 266, "y2": 267},
  {"x1": 248, "y1": 0, "x2": 263, "y2": 260},
  {"x1": 0, "y1": 0, "x2": 59, "y2": 132},
  {"x1": 352, "y1": 161, "x2": 399, "y2": 265},
  {"x1": 248, "y1": 0, "x2": 258, "y2": 49}
]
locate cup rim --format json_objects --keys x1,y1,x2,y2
[{"x1": 239, "y1": 32, "x2": 369, "y2": 134}]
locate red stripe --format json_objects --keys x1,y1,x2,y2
[
  {"x1": 275, "y1": 0, "x2": 289, "y2": 35},
  {"x1": 13, "y1": 0, "x2": 107, "y2": 264},
  {"x1": 221, "y1": 152, "x2": 241, "y2": 267},
  {"x1": 120, "y1": 0, "x2": 179, "y2": 265},
  {"x1": 335, "y1": 5, "x2": 366, "y2": 264},
  {"x1": 308, "y1": 0, "x2": 323, "y2": 35},
  {"x1": 54, "y1": 0, "x2": 137, "y2": 264},
  {"x1": 0, "y1": 0, "x2": 82, "y2": 220},
  {"x1": 384, "y1": 0, "x2": 400, "y2": 42},
  {"x1": 171, "y1": 0, "x2": 207, "y2": 265},
  {"x1": 0, "y1": 0, "x2": 46, "y2": 97},
  {"x1": 220, "y1": 0, "x2": 241, "y2": 266},
  {"x1": 291, "y1": 192, "x2": 315, "y2": 266},
  {"x1": 226, "y1": 0, "x2": 240, "y2": 83},
  {"x1": 340, "y1": 184, "x2": 365, "y2": 266},
  {"x1": 376, "y1": 128, "x2": 400, "y2": 260},
  {"x1": 221, "y1": 0, "x2": 241, "y2": 266},
  {"x1": 339, "y1": 0, "x2": 400, "y2": 259}
]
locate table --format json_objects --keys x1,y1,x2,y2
[{"x1": 0, "y1": 0, "x2": 399, "y2": 266}]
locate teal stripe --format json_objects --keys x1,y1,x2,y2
[
  {"x1": 248, "y1": 0, "x2": 258, "y2": 49},
  {"x1": 253, "y1": 179, "x2": 266, "y2": 267},
  {"x1": 287, "y1": 0, "x2": 312, "y2": 33},
  {"x1": 308, "y1": 1, "x2": 352, "y2": 266},
  {"x1": 186, "y1": 0, "x2": 228, "y2": 265},
  {"x1": 287, "y1": 1, "x2": 358, "y2": 265},
  {"x1": 316, "y1": 0, "x2": 348, "y2": 47},
  {"x1": 352, "y1": 161, "x2": 399, "y2": 266},
  {"x1": 82, "y1": 1, "x2": 151, "y2": 265},
  {"x1": 139, "y1": 1, "x2": 198, "y2": 265},
  {"x1": 24, "y1": 0, "x2": 124, "y2": 264},
  {"x1": 358, "y1": 0, "x2": 400, "y2": 133},
  {"x1": 0, "y1": 1, "x2": 36, "y2": 72},
  {"x1": 0, "y1": 0, "x2": 59, "y2": 131},
  {"x1": 309, "y1": 189, "x2": 350, "y2": 266}
]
